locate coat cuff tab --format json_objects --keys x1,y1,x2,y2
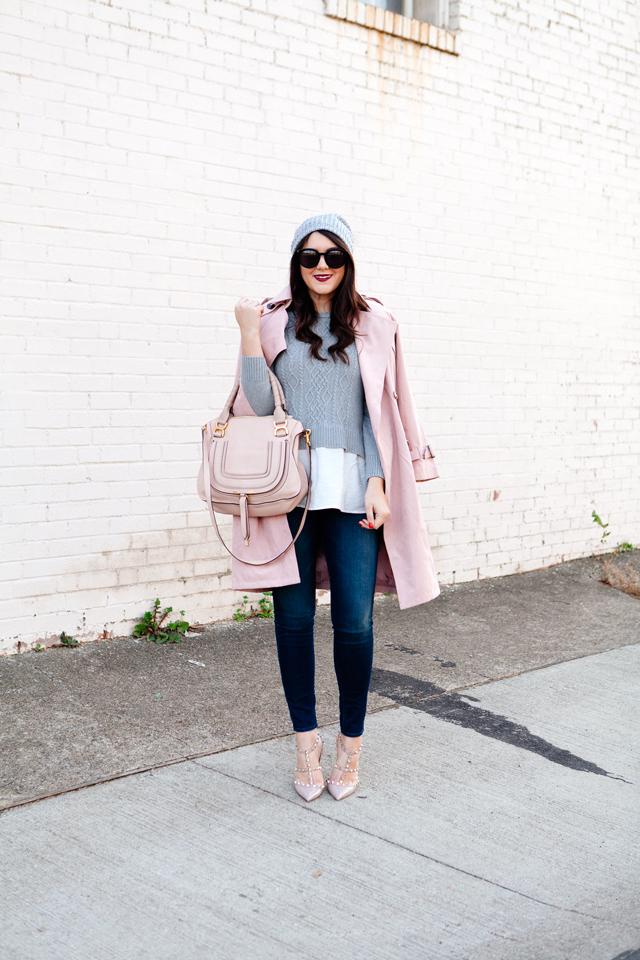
[
  {"x1": 409, "y1": 444, "x2": 435, "y2": 462},
  {"x1": 410, "y1": 445, "x2": 438, "y2": 482}
]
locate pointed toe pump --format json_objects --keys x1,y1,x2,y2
[
  {"x1": 327, "y1": 734, "x2": 361, "y2": 801},
  {"x1": 293, "y1": 733, "x2": 325, "y2": 802}
]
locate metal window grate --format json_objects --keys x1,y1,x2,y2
[{"x1": 365, "y1": 0, "x2": 450, "y2": 26}]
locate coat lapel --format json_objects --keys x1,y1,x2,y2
[{"x1": 356, "y1": 304, "x2": 397, "y2": 433}]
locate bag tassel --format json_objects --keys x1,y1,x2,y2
[{"x1": 239, "y1": 494, "x2": 250, "y2": 546}]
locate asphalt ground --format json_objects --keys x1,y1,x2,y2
[
  {"x1": 1, "y1": 553, "x2": 638, "y2": 811},
  {"x1": 1, "y1": 553, "x2": 639, "y2": 960}
]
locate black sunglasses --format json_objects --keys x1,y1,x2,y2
[{"x1": 297, "y1": 247, "x2": 346, "y2": 269}]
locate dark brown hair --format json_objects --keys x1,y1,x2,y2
[{"x1": 289, "y1": 229, "x2": 369, "y2": 364}]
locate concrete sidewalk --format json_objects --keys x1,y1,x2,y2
[
  {"x1": 1, "y1": 554, "x2": 639, "y2": 959},
  {"x1": 1, "y1": 646, "x2": 639, "y2": 960}
]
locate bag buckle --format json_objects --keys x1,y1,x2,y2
[
  {"x1": 213, "y1": 421, "x2": 228, "y2": 438},
  {"x1": 303, "y1": 429, "x2": 311, "y2": 447},
  {"x1": 274, "y1": 420, "x2": 289, "y2": 437}
]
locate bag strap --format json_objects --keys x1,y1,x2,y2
[
  {"x1": 202, "y1": 431, "x2": 312, "y2": 566},
  {"x1": 216, "y1": 369, "x2": 288, "y2": 430}
]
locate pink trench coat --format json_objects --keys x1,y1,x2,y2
[{"x1": 227, "y1": 286, "x2": 440, "y2": 610}]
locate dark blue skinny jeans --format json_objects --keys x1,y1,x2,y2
[{"x1": 272, "y1": 507, "x2": 380, "y2": 738}]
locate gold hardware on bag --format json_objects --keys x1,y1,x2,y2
[
  {"x1": 213, "y1": 421, "x2": 227, "y2": 438},
  {"x1": 304, "y1": 430, "x2": 311, "y2": 447},
  {"x1": 274, "y1": 420, "x2": 289, "y2": 437},
  {"x1": 202, "y1": 424, "x2": 208, "y2": 432}
]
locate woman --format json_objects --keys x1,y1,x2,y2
[{"x1": 232, "y1": 214, "x2": 439, "y2": 802}]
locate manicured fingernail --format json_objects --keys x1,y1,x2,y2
[{"x1": 369, "y1": 522, "x2": 374, "y2": 528}]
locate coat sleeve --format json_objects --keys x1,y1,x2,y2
[{"x1": 393, "y1": 326, "x2": 439, "y2": 482}]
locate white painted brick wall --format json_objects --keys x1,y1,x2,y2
[{"x1": 2, "y1": 0, "x2": 639, "y2": 653}]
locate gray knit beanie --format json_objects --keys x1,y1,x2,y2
[{"x1": 291, "y1": 213, "x2": 354, "y2": 256}]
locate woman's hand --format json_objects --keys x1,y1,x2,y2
[
  {"x1": 234, "y1": 297, "x2": 264, "y2": 356},
  {"x1": 360, "y1": 477, "x2": 390, "y2": 530}
]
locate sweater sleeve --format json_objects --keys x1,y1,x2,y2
[
  {"x1": 241, "y1": 356, "x2": 275, "y2": 416},
  {"x1": 363, "y1": 400, "x2": 384, "y2": 481}
]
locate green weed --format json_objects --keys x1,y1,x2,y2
[
  {"x1": 591, "y1": 510, "x2": 610, "y2": 544},
  {"x1": 133, "y1": 599, "x2": 189, "y2": 644},
  {"x1": 591, "y1": 511, "x2": 634, "y2": 554},
  {"x1": 233, "y1": 592, "x2": 274, "y2": 621},
  {"x1": 60, "y1": 631, "x2": 79, "y2": 648}
]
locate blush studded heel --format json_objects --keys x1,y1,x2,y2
[
  {"x1": 293, "y1": 733, "x2": 325, "y2": 802},
  {"x1": 327, "y1": 734, "x2": 361, "y2": 801}
]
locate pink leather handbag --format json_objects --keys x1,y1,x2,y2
[{"x1": 197, "y1": 370, "x2": 311, "y2": 564}]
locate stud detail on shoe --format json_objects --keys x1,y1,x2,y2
[
  {"x1": 294, "y1": 733, "x2": 325, "y2": 803},
  {"x1": 327, "y1": 734, "x2": 361, "y2": 801}
]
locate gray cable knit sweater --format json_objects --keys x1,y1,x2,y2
[{"x1": 241, "y1": 310, "x2": 384, "y2": 480}]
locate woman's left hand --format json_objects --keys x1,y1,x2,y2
[{"x1": 360, "y1": 477, "x2": 390, "y2": 530}]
